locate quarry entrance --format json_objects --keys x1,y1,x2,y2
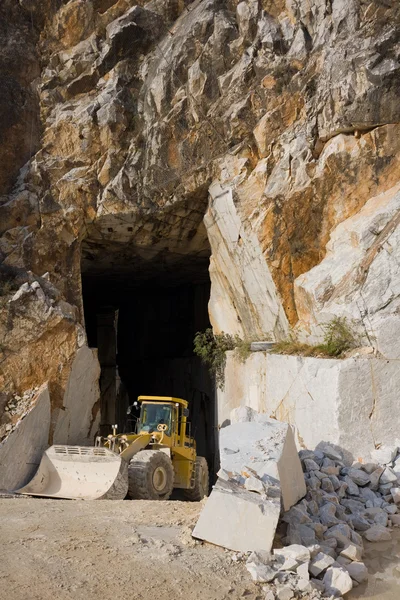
[{"x1": 80, "y1": 217, "x2": 218, "y2": 475}]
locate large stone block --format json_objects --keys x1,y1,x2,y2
[
  {"x1": 53, "y1": 345, "x2": 101, "y2": 445},
  {"x1": 0, "y1": 383, "x2": 50, "y2": 491},
  {"x1": 205, "y1": 181, "x2": 289, "y2": 340},
  {"x1": 192, "y1": 479, "x2": 281, "y2": 553},
  {"x1": 219, "y1": 418, "x2": 306, "y2": 511},
  {"x1": 193, "y1": 415, "x2": 306, "y2": 552}
]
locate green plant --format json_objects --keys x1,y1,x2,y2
[
  {"x1": 194, "y1": 329, "x2": 237, "y2": 388},
  {"x1": 319, "y1": 316, "x2": 358, "y2": 356},
  {"x1": 272, "y1": 317, "x2": 359, "y2": 358},
  {"x1": 272, "y1": 338, "x2": 319, "y2": 357},
  {"x1": 233, "y1": 337, "x2": 253, "y2": 362},
  {"x1": 194, "y1": 329, "x2": 269, "y2": 388}
]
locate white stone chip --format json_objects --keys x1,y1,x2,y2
[
  {"x1": 276, "y1": 586, "x2": 294, "y2": 600},
  {"x1": 340, "y1": 543, "x2": 363, "y2": 562},
  {"x1": 369, "y1": 466, "x2": 384, "y2": 490},
  {"x1": 323, "y1": 566, "x2": 353, "y2": 597},
  {"x1": 296, "y1": 561, "x2": 310, "y2": 580},
  {"x1": 390, "y1": 514, "x2": 400, "y2": 525},
  {"x1": 390, "y1": 487, "x2": 400, "y2": 504},
  {"x1": 244, "y1": 475, "x2": 264, "y2": 494},
  {"x1": 380, "y1": 467, "x2": 398, "y2": 485},
  {"x1": 245, "y1": 551, "x2": 280, "y2": 582},
  {"x1": 309, "y1": 552, "x2": 335, "y2": 576},
  {"x1": 319, "y1": 444, "x2": 343, "y2": 461},
  {"x1": 384, "y1": 504, "x2": 398, "y2": 515},
  {"x1": 273, "y1": 544, "x2": 310, "y2": 570}
]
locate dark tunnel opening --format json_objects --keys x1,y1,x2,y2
[{"x1": 81, "y1": 230, "x2": 218, "y2": 476}]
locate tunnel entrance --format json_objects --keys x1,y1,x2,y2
[{"x1": 81, "y1": 222, "x2": 217, "y2": 474}]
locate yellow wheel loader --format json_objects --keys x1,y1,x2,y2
[{"x1": 17, "y1": 396, "x2": 209, "y2": 502}]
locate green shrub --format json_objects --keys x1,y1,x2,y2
[
  {"x1": 233, "y1": 338, "x2": 253, "y2": 362},
  {"x1": 319, "y1": 316, "x2": 358, "y2": 356},
  {"x1": 272, "y1": 317, "x2": 359, "y2": 358},
  {"x1": 193, "y1": 329, "x2": 268, "y2": 388},
  {"x1": 194, "y1": 329, "x2": 237, "y2": 388}
]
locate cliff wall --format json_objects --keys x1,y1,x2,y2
[{"x1": 1, "y1": 0, "x2": 400, "y2": 444}]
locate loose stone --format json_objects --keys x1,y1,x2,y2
[
  {"x1": 363, "y1": 525, "x2": 392, "y2": 542},
  {"x1": 346, "y1": 561, "x2": 368, "y2": 583},
  {"x1": 323, "y1": 566, "x2": 353, "y2": 597},
  {"x1": 340, "y1": 543, "x2": 363, "y2": 562}
]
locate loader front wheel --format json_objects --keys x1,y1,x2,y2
[
  {"x1": 184, "y1": 456, "x2": 209, "y2": 501},
  {"x1": 128, "y1": 450, "x2": 174, "y2": 500}
]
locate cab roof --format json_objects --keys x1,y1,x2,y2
[{"x1": 138, "y1": 395, "x2": 188, "y2": 408}]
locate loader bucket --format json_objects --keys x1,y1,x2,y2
[{"x1": 16, "y1": 445, "x2": 128, "y2": 500}]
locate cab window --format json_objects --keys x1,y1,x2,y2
[{"x1": 139, "y1": 404, "x2": 172, "y2": 435}]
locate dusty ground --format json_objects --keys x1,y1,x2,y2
[
  {"x1": 1, "y1": 497, "x2": 400, "y2": 600},
  {"x1": 0, "y1": 497, "x2": 261, "y2": 600},
  {"x1": 348, "y1": 529, "x2": 400, "y2": 600}
]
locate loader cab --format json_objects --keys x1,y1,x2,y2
[
  {"x1": 129, "y1": 396, "x2": 190, "y2": 448},
  {"x1": 139, "y1": 402, "x2": 174, "y2": 435}
]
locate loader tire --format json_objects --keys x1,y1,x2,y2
[
  {"x1": 101, "y1": 458, "x2": 129, "y2": 500},
  {"x1": 184, "y1": 457, "x2": 209, "y2": 501},
  {"x1": 128, "y1": 450, "x2": 174, "y2": 500}
]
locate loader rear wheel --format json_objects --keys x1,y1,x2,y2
[
  {"x1": 128, "y1": 450, "x2": 174, "y2": 500},
  {"x1": 184, "y1": 457, "x2": 209, "y2": 501}
]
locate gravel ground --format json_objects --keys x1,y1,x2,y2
[
  {"x1": 0, "y1": 497, "x2": 261, "y2": 600},
  {"x1": 348, "y1": 528, "x2": 400, "y2": 600},
  {"x1": 1, "y1": 497, "x2": 399, "y2": 600}
]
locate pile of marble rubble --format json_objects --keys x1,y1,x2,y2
[{"x1": 193, "y1": 407, "x2": 400, "y2": 599}]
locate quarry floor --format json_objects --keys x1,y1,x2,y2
[{"x1": 0, "y1": 498, "x2": 399, "y2": 600}]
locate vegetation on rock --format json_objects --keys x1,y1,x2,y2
[
  {"x1": 273, "y1": 317, "x2": 360, "y2": 358},
  {"x1": 194, "y1": 329, "x2": 263, "y2": 388},
  {"x1": 195, "y1": 318, "x2": 359, "y2": 387}
]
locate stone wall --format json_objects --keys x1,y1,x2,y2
[{"x1": 218, "y1": 351, "x2": 400, "y2": 462}]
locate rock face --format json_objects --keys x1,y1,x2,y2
[
  {"x1": 0, "y1": 1, "x2": 41, "y2": 196},
  {"x1": 295, "y1": 182, "x2": 400, "y2": 358},
  {"x1": 53, "y1": 346, "x2": 101, "y2": 445},
  {"x1": 218, "y1": 351, "x2": 400, "y2": 460},
  {"x1": 1, "y1": 1, "x2": 400, "y2": 445}
]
